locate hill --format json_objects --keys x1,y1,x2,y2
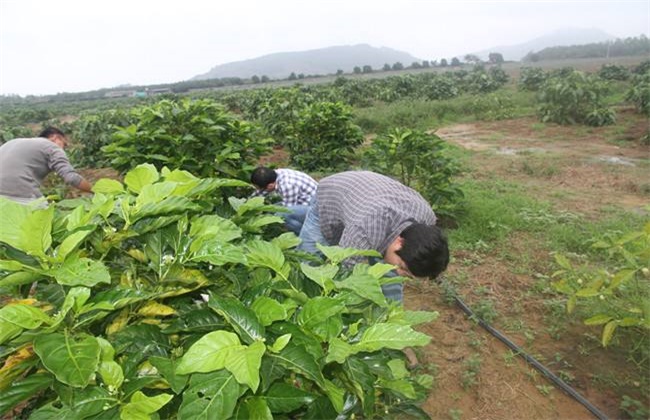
[
  {"x1": 471, "y1": 28, "x2": 617, "y2": 61},
  {"x1": 191, "y1": 44, "x2": 420, "y2": 81}
]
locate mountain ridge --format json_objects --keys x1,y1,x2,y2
[{"x1": 192, "y1": 44, "x2": 420, "y2": 80}]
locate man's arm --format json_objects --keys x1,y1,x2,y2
[{"x1": 76, "y1": 178, "x2": 93, "y2": 193}]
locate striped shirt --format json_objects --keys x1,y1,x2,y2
[
  {"x1": 317, "y1": 171, "x2": 436, "y2": 254},
  {"x1": 252, "y1": 168, "x2": 317, "y2": 206}
]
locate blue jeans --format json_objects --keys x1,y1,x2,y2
[
  {"x1": 282, "y1": 205, "x2": 310, "y2": 235},
  {"x1": 298, "y1": 197, "x2": 403, "y2": 302}
]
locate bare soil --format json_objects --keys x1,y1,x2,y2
[{"x1": 408, "y1": 112, "x2": 649, "y2": 419}]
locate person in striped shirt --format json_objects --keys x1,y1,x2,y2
[
  {"x1": 251, "y1": 167, "x2": 318, "y2": 234},
  {"x1": 298, "y1": 170, "x2": 449, "y2": 302}
]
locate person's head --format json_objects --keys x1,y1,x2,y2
[
  {"x1": 251, "y1": 167, "x2": 278, "y2": 192},
  {"x1": 39, "y1": 127, "x2": 68, "y2": 149},
  {"x1": 384, "y1": 223, "x2": 449, "y2": 280}
]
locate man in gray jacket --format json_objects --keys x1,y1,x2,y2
[{"x1": 0, "y1": 127, "x2": 92, "y2": 205}]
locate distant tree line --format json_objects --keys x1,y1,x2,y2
[{"x1": 523, "y1": 35, "x2": 650, "y2": 62}]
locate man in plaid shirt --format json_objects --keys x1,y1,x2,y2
[
  {"x1": 298, "y1": 170, "x2": 449, "y2": 302},
  {"x1": 251, "y1": 167, "x2": 318, "y2": 234}
]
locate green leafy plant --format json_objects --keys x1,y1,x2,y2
[
  {"x1": 102, "y1": 98, "x2": 271, "y2": 179},
  {"x1": 287, "y1": 101, "x2": 364, "y2": 171},
  {"x1": 0, "y1": 164, "x2": 437, "y2": 419},
  {"x1": 551, "y1": 222, "x2": 650, "y2": 349},
  {"x1": 537, "y1": 70, "x2": 616, "y2": 126},
  {"x1": 362, "y1": 128, "x2": 463, "y2": 217},
  {"x1": 519, "y1": 67, "x2": 547, "y2": 91}
]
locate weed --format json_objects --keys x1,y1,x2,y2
[
  {"x1": 461, "y1": 354, "x2": 482, "y2": 389},
  {"x1": 470, "y1": 298, "x2": 498, "y2": 323},
  {"x1": 536, "y1": 384, "x2": 553, "y2": 396},
  {"x1": 449, "y1": 408, "x2": 463, "y2": 420},
  {"x1": 620, "y1": 395, "x2": 650, "y2": 420}
]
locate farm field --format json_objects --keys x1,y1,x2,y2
[
  {"x1": 0, "y1": 58, "x2": 648, "y2": 419},
  {"x1": 411, "y1": 112, "x2": 649, "y2": 419}
]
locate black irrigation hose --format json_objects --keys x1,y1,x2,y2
[{"x1": 452, "y1": 294, "x2": 609, "y2": 420}]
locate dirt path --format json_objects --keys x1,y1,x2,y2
[{"x1": 408, "y1": 114, "x2": 649, "y2": 419}]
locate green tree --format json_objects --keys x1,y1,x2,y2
[
  {"x1": 353, "y1": 66, "x2": 362, "y2": 74},
  {"x1": 383, "y1": 63, "x2": 391, "y2": 71},
  {"x1": 450, "y1": 57, "x2": 460, "y2": 66},
  {"x1": 251, "y1": 75, "x2": 261, "y2": 83},
  {"x1": 288, "y1": 72, "x2": 297, "y2": 80},
  {"x1": 392, "y1": 62, "x2": 404, "y2": 70},
  {"x1": 362, "y1": 65, "x2": 373, "y2": 73},
  {"x1": 488, "y1": 52, "x2": 504, "y2": 64}
]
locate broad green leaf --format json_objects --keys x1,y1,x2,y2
[
  {"x1": 51, "y1": 256, "x2": 111, "y2": 287},
  {"x1": 0, "y1": 303, "x2": 51, "y2": 329},
  {"x1": 0, "y1": 373, "x2": 53, "y2": 415},
  {"x1": 225, "y1": 340, "x2": 266, "y2": 392},
  {"x1": 0, "y1": 271, "x2": 42, "y2": 288},
  {"x1": 271, "y1": 232, "x2": 302, "y2": 250},
  {"x1": 120, "y1": 391, "x2": 173, "y2": 420},
  {"x1": 238, "y1": 397, "x2": 272, "y2": 420},
  {"x1": 264, "y1": 382, "x2": 316, "y2": 413},
  {"x1": 176, "y1": 330, "x2": 243, "y2": 375},
  {"x1": 356, "y1": 323, "x2": 430, "y2": 352},
  {"x1": 300, "y1": 263, "x2": 338, "y2": 291},
  {"x1": 323, "y1": 379, "x2": 345, "y2": 413},
  {"x1": 138, "y1": 301, "x2": 177, "y2": 317},
  {"x1": 99, "y1": 360, "x2": 124, "y2": 389},
  {"x1": 55, "y1": 227, "x2": 95, "y2": 261},
  {"x1": 124, "y1": 164, "x2": 159, "y2": 194},
  {"x1": 0, "y1": 319, "x2": 23, "y2": 345},
  {"x1": 0, "y1": 200, "x2": 53, "y2": 258},
  {"x1": 208, "y1": 296, "x2": 265, "y2": 344},
  {"x1": 0, "y1": 197, "x2": 30, "y2": 248},
  {"x1": 189, "y1": 215, "x2": 242, "y2": 244},
  {"x1": 241, "y1": 215, "x2": 284, "y2": 232},
  {"x1": 251, "y1": 296, "x2": 288, "y2": 326},
  {"x1": 602, "y1": 321, "x2": 619, "y2": 347},
  {"x1": 325, "y1": 337, "x2": 354, "y2": 364},
  {"x1": 269, "y1": 334, "x2": 291, "y2": 353},
  {"x1": 269, "y1": 343, "x2": 325, "y2": 387},
  {"x1": 132, "y1": 196, "x2": 201, "y2": 221},
  {"x1": 608, "y1": 269, "x2": 636, "y2": 290},
  {"x1": 344, "y1": 357, "x2": 375, "y2": 416},
  {"x1": 92, "y1": 178, "x2": 124, "y2": 194},
  {"x1": 191, "y1": 240, "x2": 247, "y2": 266},
  {"x1": 388, "y1": 310, "x2": 439, "y2": 326},
  {"x1": 554, "y1": 253, "x2": 572, "y2": 270},
  {"x1": 317, "y1": 244, "x2": 380, "y2": 265},
  {"x1": 367, "y1": 263, "x2": 398, "y2": 278},
  {"x1": 33, "y1": 332, "x2": 101, "y2": 387},
  {"x1": 0, "y1": 259, "x2": 24, "y2": 271},
  {"x1": 28, "y1": 386, "x2": 117, "y2": 419},
  {"x1": 163, "y1": 308, "x2": 225, "y2": 334},
  {"x1": 297, "y1": 297, "x2": 345, "y2": 330},
  {"x1": 178, "y1": 370, "x2": 240, "y2": 420},
  {"x1": 379, "y1": 378, "x2": 416, "y2": 399},
  {"x1": 149, "y1": 356, "x2": 188, "y2": 394},
  {"x1": 387, "y1": 359, "x2": 409, "y2": 379},
  {"x1": 135, "y1": 181, "x2": 177, "y2": 207},
  {"x1": 584, "y1": 314, "x2": 614, "y2": 325},
  {"x1": 336, "y1": 273, "x2": 387, "y2": 307},
  {"x1": 245, "y1": 240, "x2": 285, "y2": 273}
]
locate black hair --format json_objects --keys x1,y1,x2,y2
[
  {"x1": 39, "y1": 127, "x2": 66, "y2": 139},
  {"x1": 251, "y1": 167, "x2": 277, "y2": 189},
  {"x1": 396, "y1": 223, "x2": 449, "y2": 279}
]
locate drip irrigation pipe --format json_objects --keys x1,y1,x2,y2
[{"x1": 452, "y1": 294, "x2": 609, "y2": 420}]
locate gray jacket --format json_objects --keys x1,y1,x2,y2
[{"x1": 0, "y1": 137, "x2": 82, "y2": 200}]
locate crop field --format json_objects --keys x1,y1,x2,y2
[{"x1": 0, "y1": 58, "x2": 648, "y2": 419}]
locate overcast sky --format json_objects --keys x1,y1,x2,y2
[{"x1": 1, "y1": 0, "x2": 648, "y2": 96}]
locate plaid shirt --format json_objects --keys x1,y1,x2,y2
[
  {"x1": 252, "y1": 168, "x2": 317, "y2": 206},
  {"x1": 317, "y1": 171, "x2": 436, "y2": 255}
]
